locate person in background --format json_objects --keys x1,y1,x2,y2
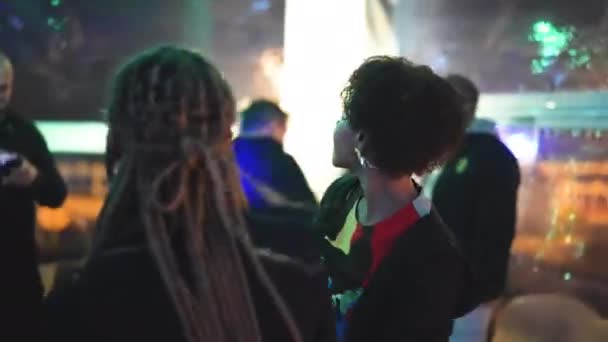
[
  {"x1": 0, "y1": 51, "x2": 67, "y2": 340},
  {"x1": 234, "y1": 100, "x2": 317, "y2": 214},
  {"x1": 45, "y1": 46, "x2": 334, "y2": 342},
  {"x1": 431, "y1": 75, "x2": 520, "y2": 342},
  {"x1": 315, "y1": 56, "x2": 477, "y2": 342},
  {"x1": 234, "y1": 100, "x2": 321, "y2": 260}
]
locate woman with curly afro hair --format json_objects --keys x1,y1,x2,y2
[{"x1": 314, "y1": 56, "x2": 479, "y2": 341}]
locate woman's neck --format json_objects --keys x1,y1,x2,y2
[{"x1": 355, "y1": 169, "x2": 417, "y2": 226}]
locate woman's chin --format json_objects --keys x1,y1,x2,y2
[{"x1": 332, "y1": 158, "x2": 352, "y2": 170}]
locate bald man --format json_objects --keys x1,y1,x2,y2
[{"x1": 0, "y1": 53, "x2": 67, "y2": 338}]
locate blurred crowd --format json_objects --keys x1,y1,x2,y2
[{"x1": 0, "y1": 46, "x2": 606, "y2": 342}]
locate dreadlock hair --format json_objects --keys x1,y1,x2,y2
[{"x1": 91, "y1": 46, "x2": 302, "y2": 342}]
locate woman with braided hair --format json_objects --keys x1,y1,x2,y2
[{"x1": 44, "y1": 46, "x2": 335, "y2": 342}]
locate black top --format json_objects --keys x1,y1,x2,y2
[
  {"x1": 233, "y1": 137, "x2": 317, "y2": 211},
  {"x1": 0, "y1": 110, "x2": 66, "y2": 298},
  {"x1": 315, "y1": 175, "x2": 477, "y2": 342},
  {"x1": 432, "y1": 133, "x2": 520, "y2": 302},
  {"x1": 44, "y1": 219, "x2": 336, "y2": 342}
]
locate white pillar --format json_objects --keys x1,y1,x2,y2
[
  {"x1": 394, "y1": 0, "x2": 445, "y2": 70},
  {"x1": 281, "y1": 0, "x2": 398, "y2": 198}
]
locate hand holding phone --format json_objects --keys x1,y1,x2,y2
[
  {"x1": 0, "y1": 150, "x2": 22, "y2": 177},
  {"x1": 0, "y1": 151, "x2": 38, "y2": 187}
]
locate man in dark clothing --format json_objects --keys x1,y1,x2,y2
[
  {"x1": 234, "y1": 100, "x2": 317, "y2": 213},
  {"x1": 234, "y1": 101, "x2": 320, "y2": 264},
  {"x1": 433, "y1": 75, "x2": 520, "y2": 302},
  {"x1": 431, "y1": 75, "x2": 520, "y2": 341},
  {"x1": 0, "y1": 53, "x2": 67, "y2": 339}
]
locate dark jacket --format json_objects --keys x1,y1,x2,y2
[
  {"x1": 315, "y1": 175, "x2": 476, "y2": 342},
  {"x1": 247, "y1": 211, "x2": 320, "y2": 263},
  {"x1": 44, "y1": 219, "x2": 335, "y2": 342},
  {"x1": 432, "y1": 132, "x2": 520, "y2": 302},
  {"x1": 0, "y1": 110, "x2": 67, "y2": 337},
  {"x1": 234, "y1": 137, "x2": 317, "y2": 212}
]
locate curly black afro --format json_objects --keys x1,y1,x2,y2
[{"x1": 341, "y1": 56, "x2": 467, "y2": 176}]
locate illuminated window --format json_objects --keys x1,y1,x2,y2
[{"x1": 35, "y1": 121, "x2": 108, "y2": 155}]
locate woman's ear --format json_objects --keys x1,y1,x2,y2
[
  {"x1": 355, "y1": 131, "x2": 367, "y2": 151},
  {"x1": 354, "y1": 131, "x2": 378, "y2": 169}
]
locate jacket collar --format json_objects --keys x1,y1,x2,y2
[{"x1": 467, "y1": 118, "x2": 498, "y2": 136}]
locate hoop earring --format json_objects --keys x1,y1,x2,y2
[{"x1": 354, "y1": 147, "x2": 376, "y2": 169}]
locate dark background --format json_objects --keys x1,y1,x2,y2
[{"x1": 1, "y1": 0, "x2": 607, "y2": 119}]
